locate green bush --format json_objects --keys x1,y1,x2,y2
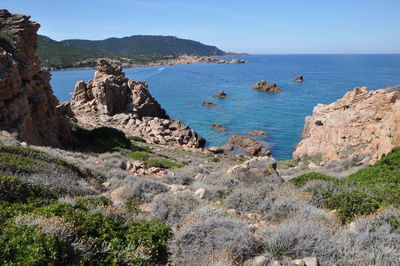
[
  {"x1": 290, "y1": 172, "x2": 338, "y2": 187},
  {"x1": 127, "y1": 151, "x2": 150, "y2": 161},
  {"x1": 0, "y1": 176, "x2": 58, "y2": 203},
  {"x1": 128, "y1": 136, "x2": 146, "y2": 143},
  {"x1": 0, "y1": 224, "x2": 73, "y2": 265},
  {"x1": 72, "y1": 125, "x2": 132, "y2": 153},
  {"x1": 324, "y1": 191, "x2": 381, "y2": 223}
]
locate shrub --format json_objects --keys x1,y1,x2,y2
[
  {"x1": 170, "y1": 217, "x2": 258, "y2": 265},
  {"x1": 0, "y1": 176, "x2": 58, "y2": 203},
  {"x1": 224, "y1": 188, "x2": 270, "y2": 215},
  {"x1": 151, "y1": 193, "x2": 200, "y2": 229},
  {"x1": 72, "y1": 125, "x2": 131, "y2": 153},
  {"x1": 263, "y1": 218, "x2": 336, "y2": 261},
  {"x1": 324, "y1": 191, "x2": 381, "y2": 223},
  {"x1": 290, "y1": 172, "x2": 338, "y2": 187},
  {"x1": 122, "y1": 179, "x2": 168, "y2": 203},
  {"x1": 0, "y1": 224, "x2": 74, "y2": 265},
  {"x1": 127, "y1": 152, "x2": 185, "y2": 169},
  {"x1": 128, "y1": 136, "x2": 147, "y2": 143}
]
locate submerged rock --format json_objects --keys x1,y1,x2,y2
[
  {"x1": 210, "y1": 124, "x2": 228, "y2": 132},
  {"x1": 201, "y1": 101, "x2": 216, "y2": 107},
  {"x1": 251, "y1": 80, "x2": 281, "y2": 93},
  {"x1": 247, "y1": 130, "x2": 268, "y2": 136}
]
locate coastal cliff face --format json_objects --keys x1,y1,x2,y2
[
  {"x1": 0, "y1": 10, "x2": 71, "y2": 147},
  {"x1": 293, "y1": 86, "x2": 400, "y2": 164},
  {"x1": 71, "y1": 60, "x2": 205, "y2": 148}
]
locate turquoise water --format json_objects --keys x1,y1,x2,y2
[{"x1": 51, "y1": 54, "x2": 400, "y2": 160}]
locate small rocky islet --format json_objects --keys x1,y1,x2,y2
[{"x1": 1, "y1": 9, "x2": 400, "y2": 266}]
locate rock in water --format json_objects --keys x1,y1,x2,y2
[
  {"x1": 224, "y1": 134, "x2": 270, "y2": 156},
  {"x1": 293, "y1": 86, "x2": 400, "y2": 164},
  {"x1": 293, "y1": 75, "x2": 304, "y2": 82},
  {"x1": 71, "y1": 59, "x2": 205, "y2": 148},
  {"x1": 0, "y1": 9, "x2": 72, "y2": 147},
  {"x1": 213, "y1": 90, "x2": 227, "y2": 98},
  {"x1": 251, "y1": 80, "x2": 282, "y2": 93},
  {"x1": 247, "y1": 130, "x2": 268, "y2": 136}
]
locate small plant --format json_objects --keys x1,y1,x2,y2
[
  {"x1": 128, "y1": 136, "x2": 146, "y2": 143},
  {"x1": 290, "y1": 172, "x2": 338, "y2": 187}
]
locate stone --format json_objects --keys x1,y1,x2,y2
[
  {"x1": 194, "y1": 188, "x2": 206, "y2": 199},
  {"x1": 293, "y1": 75, "x2": 304, "y2": 82},
  {"x1": 0, "y1": 9, "x2": 72, "y2": 147},
  {"x1": 303, "y1": 257, "x2": 318, "y2": 266},
  {"x1": 210, "y1": 124, "x2": 228, "y2": 132},
  {"x1": 293, "y1": 86, "x2": 400, "y2": 164},
  {"x1": 201, "y1": 101, "x2": 216, "y2": 107},
  {"x1": 226, "y1": 156, "x2": 283, "y2": 185},
  {"x1": 224, "y1": 134, "x2": 270, "y2": 156},
  {"x1": 252, "y1": 256, "x2": 268, "y2": 266},
  {"x1": 208, "y1": 146, "x2": 224, "y2": 154},
  {"x1": 110, "y1": 186, "x2": 125, "y2": 205},
  {"x1": 213, "y1": 90, "x2": 228, "y2": 98},
  {"x1": 251, "y1": 80, "x2": 282, "y2": 93},
  {"x1": 292, "y1": 259, "x2": 306, "y2": 266}
]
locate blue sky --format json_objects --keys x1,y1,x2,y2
[{"x1": 4, "y1": 0, "x2": 400, "y2": 54}]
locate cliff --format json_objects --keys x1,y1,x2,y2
[
  {"x1": 0, "y1": 9, "x2": 71, "y2": 147},
  {"x1": 293, "y1": 86, "x2": 400, "y2": 164}
]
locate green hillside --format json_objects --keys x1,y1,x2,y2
[
  {"x1": 37, "y1": 35, "x2": 176, "y2": 69},
  {"x1": 62, "y1": 35, "x2": 225, "y2": 56}
]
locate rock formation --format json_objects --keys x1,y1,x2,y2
[
  {"x1": 210, "y1": 124, "x2": 228, "y2": 132},
  {"x1": 0, "y1": 9, "x2": 71, "y2": 147},
  {"x1": 293, "y1": 86, "x2": 400, "y2": 164},
  {"x1": 223, "y1": 134, "x2": 271, "y2": 156},
  {"x1": 71, "y1": 60, "x2": 205, "y2": 148},
  {"x1": 251, "y1": 80, "x2": 282, "y2": 93},
  {"x1": 293, "y1": 76, "x2": 304, "y2": 82}
]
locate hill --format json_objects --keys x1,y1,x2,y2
[
  {"x1": 38, "y1": 35, "x2": 174, "y2": 69},
  {"x1": 62, "y1": 35, "x2": 225, "y2": 56}
]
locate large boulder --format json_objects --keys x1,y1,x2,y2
[
  {"x1": 227, "y1": 156, "x2": 283, "y2": 185},
  {"x1": 71, "y1": 60, "x2": 205, "y2": 148},
  {"x1": 0, "y1": 9, "x2": 71, "y2": 147},
  {"x1": 293, "y1": 86, "x2": 400, "y2": 164}
]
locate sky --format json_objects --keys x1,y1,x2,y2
[{"x1": 3, "y1": 0, "x2": 400, "y2": 54}]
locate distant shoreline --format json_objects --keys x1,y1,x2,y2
[{"x1": 45, "y1": 54, "x2": 248, "y2": 72}]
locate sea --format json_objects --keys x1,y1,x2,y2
[{"x1": 51, "y1": 54, "x2": 400, "y2": 160}]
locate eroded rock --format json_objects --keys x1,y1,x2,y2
[
  {"x1": 0, "y1": 9, "x2": 72, "y2": 147},
  {"x1": 293, "y1": 86, "x2": 400, "y2": 164},
  {"x1": 71, "y1": 60, "x2": 205, "y2": 148}
]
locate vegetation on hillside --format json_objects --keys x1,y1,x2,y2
[
  {"x1": 291, "y1": 147, "x2": 400, "y2": 222},
  {"x1": 62, "y1": 35, "x2": 225, "y2": 56},
  {"x1": 0, "y1": 146, "x2": 172, "y2": 265},
  {"x1": 38, "y1": 35, "x2": 176, "y2": 69}
]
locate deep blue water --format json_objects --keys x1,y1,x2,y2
[{"x1": 51, "y1": 54, "x2": 400, "y2": 160}]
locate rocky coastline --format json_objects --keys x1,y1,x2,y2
[
  {"x1": 1, "y1": 9, "x2": 400, "y2": 266},
  {"x1": 42, "y1": 54, "x2": 247, "y2": 72}
]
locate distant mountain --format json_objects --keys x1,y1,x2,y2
[
  {"x1": 37, "y1": 35, "x2": 174, "y2": 69},
  {"x1": 62, "y1": 35, "x2": 225, "y2": 56}
]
